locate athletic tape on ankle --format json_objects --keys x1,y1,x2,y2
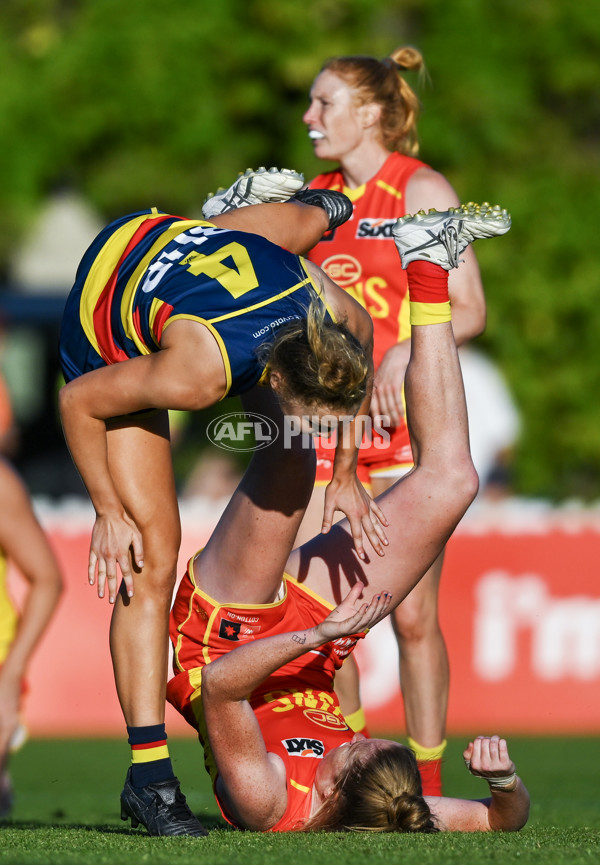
[
  {"x1": 410, "y1": 301, "x2": 452, "y2": 326},
  {"x1": 408, "y1": 737, "x2": 448, "y2": 762}
]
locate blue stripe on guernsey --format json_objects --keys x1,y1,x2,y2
[{"x1": 59, "y1": 211, "x2": 327, "y2": 397}]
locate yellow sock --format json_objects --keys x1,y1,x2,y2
[
  {"x1": 407, "y1": 737, "x2": 448, "y2": 762},
  {"x1": 410, "y1": 301, "x2": 452, "y2": 325},
  {"x1": 345, "y1": 707, "x2": 367, "y2": 734}
]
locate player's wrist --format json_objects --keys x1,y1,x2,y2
[
  {"x1": 464, "y1": 758, "x2": 519, "y2": 792},
  {"x1": 487, "y1": 773, "x2": 518, "y2": 792}
]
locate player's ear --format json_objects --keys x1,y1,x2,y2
[
  {"x1": 269, "y1": 370, "x2": 283, "y2": 393},
  {"x1": 359, "y1": 101, "x2": 381, "y2": 129}
]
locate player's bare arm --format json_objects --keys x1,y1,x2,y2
[
  {"x1": 201, "y1": 584, "x2": 392, "y2": 829},
  {"x1": 58, "y1": 320, "x2": 226, "y2": 601}
]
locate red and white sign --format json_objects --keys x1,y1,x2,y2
[{"x1": 12, "y1": 502, "x2": 600, "y2": 736}]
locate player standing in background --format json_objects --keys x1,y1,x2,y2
[
  {"x1": 295, "y1": 47, "x2": 488, "y2": 795},
  {"x1": 0, "y1": 457, "x2": 63, "y2": 818}
]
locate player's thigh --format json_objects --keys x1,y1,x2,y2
[
  {"x1": 289, "y1": 466, "x2": 453, "y2": 608},
  {"x1": 294, "y1": 484, "x2": 328, "y2": 547},
  {"x1": 106, "y1": 410, "x2": 181, "y2": 572}
]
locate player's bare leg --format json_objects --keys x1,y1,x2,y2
[
  {"x1": 204, "y1": 166, "x2": 352, "y2": 255},
  {"x1": 106, "y1": 412, "x2": 206, "y2": 837}
]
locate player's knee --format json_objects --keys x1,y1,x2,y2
[{"x1": 392, "y1": 602, "x2": 438, "y2": 645}]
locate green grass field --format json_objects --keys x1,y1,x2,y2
[{"x1": 1, "y1": 736, "x2": 599, "y2": 865}]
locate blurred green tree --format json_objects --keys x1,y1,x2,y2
[{"x1": 0, "y1": 0, "x2": 598, "y2": 500}]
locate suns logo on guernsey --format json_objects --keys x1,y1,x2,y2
[
  {"x1": 321, "y1": 254, "x2": 362, "y2": 287},
  {"x1": 303, "y1": 709, "x2": 349, "y2": 731},
  {"x1": 356, "y1": 218, "x2": 397, "y2": 239},
  {"x1": 282, "y1": 738, "x2": 325, "y2": 758}
]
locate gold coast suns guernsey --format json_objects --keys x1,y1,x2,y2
[
  {"x1": 167, "y1": 567, "x2": 363, "y2": 831},
  {"x1": 307, "y1": 152, "x2": 428, "y2": 371},
  {"x1": 0, "y1": 549, "x2": 18, "y2": 665}
]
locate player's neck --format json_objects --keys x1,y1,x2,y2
[{"x1": 339, "y1": 141, "x2": 390, "y2": 189}]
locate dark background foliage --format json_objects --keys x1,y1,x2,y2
[{"x1": 1, "y1": 0, "x2": 598, "y2": 500}]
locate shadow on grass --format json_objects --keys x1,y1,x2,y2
[{"x1": 3, "y1": 816, "x2": 232, "y2": 834}]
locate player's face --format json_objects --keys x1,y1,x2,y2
[
  {"x1": 314, "y1": 735, "x2": 407, "y2": 798},
  {"x1": 303, "y1": 71, "x2": 368, "y2": 161},
  {"x1": 275, "y1": 395, "x2": 354, "y2": 439}
]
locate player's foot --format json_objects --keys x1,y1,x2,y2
[
  {"x1": 290, "y1": 187, "x2": 353, "y2": 231},
  {"x1": 202, "y1": 166, "x2": 305, "y2": 218},
  {"x1": 120, "y1": 768, "x2": 208, "y2": 837},
  {"x1": 392, "y1": 202, "x2": 511, "y2": 270}
]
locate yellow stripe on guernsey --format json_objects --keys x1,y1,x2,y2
[
  {"x1": 375, "y1": 179, "x2": 403, "y2": 200},
  {"x1": 342, "y1": 183, "x2": 366, "y2": 203},
  {"x1": 160, "y1": 314, "x2": 233, "y2": 398},
  {"x1": 290, "y1": 779, "x2": 311, "y2": 793},
  {"x1": 131, "y1": 744, "x2": 170, "y2": 764},
  {"x1": 119, "y1": 217, "x2": 211, "y2": 354},
  {"x1": 79, "y1": 212, "x2": 165, "y2": 356}
]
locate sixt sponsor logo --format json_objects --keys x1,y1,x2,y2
[
  {"x1": 356, "y1": 218, "x2": 397, "y2": 239},
  {"x1": 282, "y1": 738, "x2": 325, "y2": 757}
]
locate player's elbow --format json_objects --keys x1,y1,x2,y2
[{"x1": 444, "y1": 456, "x2": 479, "y2": 515}]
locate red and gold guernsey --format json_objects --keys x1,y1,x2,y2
[
  {"x1": 307, "y1": 152, "x2": 429, "y2": 477},
  {"x1": 0, "y1": 549, "x2": 17, "y2": 665},
  {"x1": 167, "y1": 561, "x2": 363, "y2": 831}
]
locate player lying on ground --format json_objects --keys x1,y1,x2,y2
[{"x1": 165, "y1": 202, "x2": 529, "y2": 832}]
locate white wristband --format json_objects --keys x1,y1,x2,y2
[
  {"x1": 487, "y1": 773, "x2": 518, "y2": 791},
  {"x1": 464, "y1": 760, "x2": 518, "y2": 791}
]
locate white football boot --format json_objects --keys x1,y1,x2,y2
[
  {"x1": 202, "y1": 167, "x2": 305, "y2": 219},
  {"x1": 392, "y1": 202, "x2": 511, "y2": 270}
]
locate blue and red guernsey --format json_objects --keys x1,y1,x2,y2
[{"x1": 59, "y1": 209, "x2": 323, "y2": 397}]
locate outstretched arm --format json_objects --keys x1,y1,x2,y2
[
  {"x1": 201, "y1": 583, "x2": 392, "y2": 830},
  {"x1": 428, "y1": 736, "x2": 530, "y2": 832}
]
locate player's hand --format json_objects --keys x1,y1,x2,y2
[
  {"x1": 323, "y1": 472, "x2": 388, "y2": 560},
  {"x1": 316, "y1": 581, "x2": 392, "y2": 643},
  {"x1": 463, "y1": 735, "x2": 516, "y2": 781},
  {"x1": 370, "y1": 341, "x2": 411, "y2": 427},
  {"x1": 88, "y1": 512, "x2": 144, "y2": 603}
]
